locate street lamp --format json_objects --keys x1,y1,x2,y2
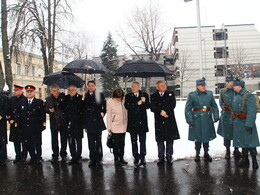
[{"x1": 184, "y1": 0, "x2": 203, "y2": 78}]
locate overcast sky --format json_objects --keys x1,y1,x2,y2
[{"x1": 69, "y1": 0, "x2": 260, "y2": 57}]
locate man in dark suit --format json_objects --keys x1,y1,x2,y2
[
  {"x1": 150, "y1": 81, "x2": 180, "y2": 165},
  {"x1": 83, "y1": 80, "x2": 106, "y2": 167},
  {"x1": 63, "y1": 85, "x2": 84, "y2": 165},
  {"x1": 0, "y1": 90, "x2": 9, "y2": 165},
  {"x1": 45, "y1": 84, "x2": 67, "y2": 163},
  {"x1": 17, "y1": 85, "x2": 46, "y2": 164},
  {"x1": 125, "y1": 82, "x2": 149, "y2": 166},
  {"x1": 9, "y1": 85, "x2": 27, "y2": 163}
]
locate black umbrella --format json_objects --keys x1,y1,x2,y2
[
  {"x1": 43, "y1": 71, "x2": 85, "y2": 88},
  {"x1": 63, "y1": 59, "x2": 108, "y2": 74},
  {"x1": 114, "y1": 59, "x2": 173, "y2": 77}
]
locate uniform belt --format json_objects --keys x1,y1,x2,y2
[
  {"x1": 193, "y1": 108, "x2": 211, "y2": 112},
  {"x1": 232, "y1": 112, "x2": 247, "y2": 119},
  {"x1": 222, "y1": 105, "x2": 232, "y2": 111}
]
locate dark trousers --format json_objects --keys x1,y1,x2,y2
[
  {"x1": 224, "y1": 139, "x2": 231, "y2": 148},
  {"x1": 13, "y1": 141, "x2": 27, "y2": 160},
  {"x1": 0, "y1": 141, "x2": 7, "y2": 163},
  {"x1": 51, "y1": 128, "x2": 67, "y2": 159},
  {"x1": 242, "y1": 148, "x2": 257, "y2": 156},
  {"x1": 130, "y1": 132, "x2": 146, "y2": 161},
  {"x1": 157, "y1": 140, "x2": 174, "y2": 160},
  {"x1": 87, "y1": 132, "x2": 103, "y2": 162},
  {"x1": 195, "y1": 142, "x2": 209, "y2": 153},
  {"x1": 112, "y1": 133, "x2": 126, "y2": 161},
  {"x1": 25, "y1": 142, "x2": 42, "y2": 161},
  {"x1": 68, "y1": 137, "x2": 82, "y2": 160}
]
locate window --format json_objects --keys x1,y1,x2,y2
[
  {"x1": 16, "y1": 63, "x2": 21, "y2": 75},
  {"x1": 213, "y1": 29, "x2": 228, "y2": 40},
  {"x1": 215, "y1": 83, "x2": 225, "y2": 94},
  {"x1": 215, "y1": 65, "x2": 231, "y2": 77},
  {"x1": 214, "y1": 47, "x2": 229, "y2": 58},
  {"x1": 24, "y1": 65, "x2": 29, "y2": 76},
  {"x1": 32, "y1": 66, "x2": 35, "y2": 77}
]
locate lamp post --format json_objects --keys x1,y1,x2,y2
[{"x1": 184, "y1": 0, "x2": 203, "y2": 78}]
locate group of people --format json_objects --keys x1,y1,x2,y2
[{"x1": 0, "y1": 77, "x2": 258, "y2": 169}]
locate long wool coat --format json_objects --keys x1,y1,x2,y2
[
  {"x1": 185, "y1": 89, "x2": 219, "y2": 142},
  {"x1": 150, "y1": 90, "x2": 180, "y2": 142},
  {"x1": 231, "y1": 87, "x2": 259, "y2": 148},
  {"x1": 217, "y1": 88, "x2": 235, "y2": 140}
]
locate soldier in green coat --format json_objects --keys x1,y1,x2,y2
[
  {"x1": 231, "y1": 79, "x2": 259, "y2": 169},
  {"x1": 217, "y1": 76, "x2": 241, "y2": 159},
  {"x1": 185, "y1": 78, "x2": 219, "y2": 162}
]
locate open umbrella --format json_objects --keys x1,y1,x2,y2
[
  {"x1": 63, "y1": 59, "x2": 108, "y2": 74},
  {"x1": 114, "y1": 59, "x2": 173, "y2": 77},
  {"x1": 43, "y1": 71, "x2": 85, "y2": 88}
]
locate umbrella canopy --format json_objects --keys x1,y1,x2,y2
[
  {"x1": 63, "y1": 59, "x2": 108, "y2": 74},
  {"x1": 114, "y1": 59, "x2": 174, "y2": 78},
  {"x1": 43, "y1": 71, "x2": 85, "y2": 88}
]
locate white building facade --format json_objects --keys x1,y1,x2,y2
[{"x1": 170, "y1": 24, "x2": 260, "y2": 97}]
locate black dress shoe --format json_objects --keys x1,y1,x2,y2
[
  {"x1": 139, "y1": 159, "x2": 146, "y2": 166},
  {"x1": 167, "y1": 158, "x2": 173, "y2": 165},
  {"x1": 194, "y1": 155, "x2": 200, "y2": 162},
  {"x1": 51, "y1": 158, "x2": 58, "y2": 164},
  {"x1": 134, "y1": 159, "x2": 139, "y2": 166},
  {"x1": 120, "y1": 160, "x2": 128, "y2": 166},
  {"x1": 68, "y1": 159, "x2": 77, "y2": 165},
  {"x1": 89, "y1": 161, "x2": 96, "y2": 167},
  {"x1": 13, "y1": 158, "x2": 21, "y2": 163},
  {"x1": 204, "y1": 153, "x2": 213, "y2": 162},
  {"x1": 157, "y1": 159, "x2": 165, "y2": 166}
]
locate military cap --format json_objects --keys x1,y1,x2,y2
[
  {"x1": 13, "y1": 84, "x2": 24, "y2": 91},
  {"x1": 25, "y1": 85, "x2": 36, "y2": 91},
  {"x1": 225, "y1": 76, "x2": 234, "y2": 82},
  {"x1": 232, "y1": 79, "x2": 245, "y2": 87},
  {"x1": 196, "y1": 77, "x2": 206, "y2": 86}
]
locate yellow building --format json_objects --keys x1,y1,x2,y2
[{"x1": 0, "y1": 49, "x2": 64, "y2": 99}]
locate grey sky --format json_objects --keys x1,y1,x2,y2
[{"x1": 70, "y1": 0, "x2": 260, "y2": 57}]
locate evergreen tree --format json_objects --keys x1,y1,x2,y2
[{"x1": 100, "y1": 33, "x2": 120, "y2": 97}]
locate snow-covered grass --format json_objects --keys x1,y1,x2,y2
[{"x1": 6, "y1": 101, "x2": 260, "y2": 164}]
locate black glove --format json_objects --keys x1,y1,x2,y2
[
  {"x1": 214, "y1": 118, "x2": 219, "y2": 123},
  {"x1": 188, "y1": 122, "x2": 195, "y2": 126},
  {"x1": 245, "y1": 126, "x2": 253, "y2": 131}
]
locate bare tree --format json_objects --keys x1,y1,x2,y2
[
  {"x1": 0, "y1": 61, "x2": 4, "y2": 90},
  {"x1": 228, "y1": 44, "x2": 253, "y2": 78},
  {"x1": 176, "y1": 48, "x2": 195, "y2": 97},
  {"x1": 1, "y1": 0, "x2": 28, "y2": 93},
  {"x1": 19, "y1": 0, "x2": 73, "y2": 78},
  {"x1": 119, "y1": 0, "x2": 168, "y2": 94}
]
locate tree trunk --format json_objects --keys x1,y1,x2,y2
[
  {"x1": 145, "y1": 77, "x2": 151, "y2": 95},
  {"x1": 0, "y1": 61, "x2": 5, "y2": 90},
  {"x1": 1, "y1": 0, "x2": 13, "y2": 95}
]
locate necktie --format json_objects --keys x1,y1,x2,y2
[
  {"x1": 135, "y1": 93, "x2": 138, "y2": 97},
  {"x1": 28, "y1": 100, "x2": 31, "y2": 106},
  {"x1": 160, "y1": 93, "x2": 163, "y2": 97}
]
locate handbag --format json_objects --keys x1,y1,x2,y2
[{"x1": 106, "y1": 132, "x2": 114, "y2": 152}]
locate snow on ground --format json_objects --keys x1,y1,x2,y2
[{"x1": 6, "y1": 101, "x2": 260, "y2": 164}]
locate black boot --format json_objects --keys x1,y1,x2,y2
[
  {"x1": 194, "y1": 152, "x2": 200, "y2": 162},
  {"x1": 237, "y1": 155, "x2": 249, "y2": 168},
  {"x1": 225, "y1": 147, "x2": 231, "y2": 159},
  {"x1": 233, "y1": 148, "x2": 242, "y2": 159},
  {"x1": 252, "y1": 155, "x2": 259, "y2": 170},
  {"x1": 204, "y1": 152, "x2": 212, "y2": 162}
]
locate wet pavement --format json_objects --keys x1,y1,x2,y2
[{"x1": 0, "y1": 157, "x2": 260, "y2": 195}]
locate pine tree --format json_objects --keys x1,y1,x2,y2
[{"x1": 100, "y1": 33, "x2": 120, "y2": 97}]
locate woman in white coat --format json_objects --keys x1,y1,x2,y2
[{"x1": 107, "y1": 89, "x2": 128, "y2": 166}]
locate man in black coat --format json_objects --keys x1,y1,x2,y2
[
  {"x1": 45, "y1": 84, "x2": 67, "y2": 163},
  {"x1": 0, "y1": 92, "x2": 9, "y2": 165},
  {"x1": 63, "y1": 85, "x2": 84, "y2": 165},
  {"x1": 17, "y1": 85, "x2": 46, "y2": 164},
  {"x1": 9, "y1": 85, "x2": 27, "y2": 163},
  {"x1": 150, "y1": 81, "x2": 180, "y2": 165},
  {"x1": 125, "y1": 82, "x2": 149, "y2": 166},
  {"x1": 83, "y1": 80, "x2": 106, "y2": 167}
]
